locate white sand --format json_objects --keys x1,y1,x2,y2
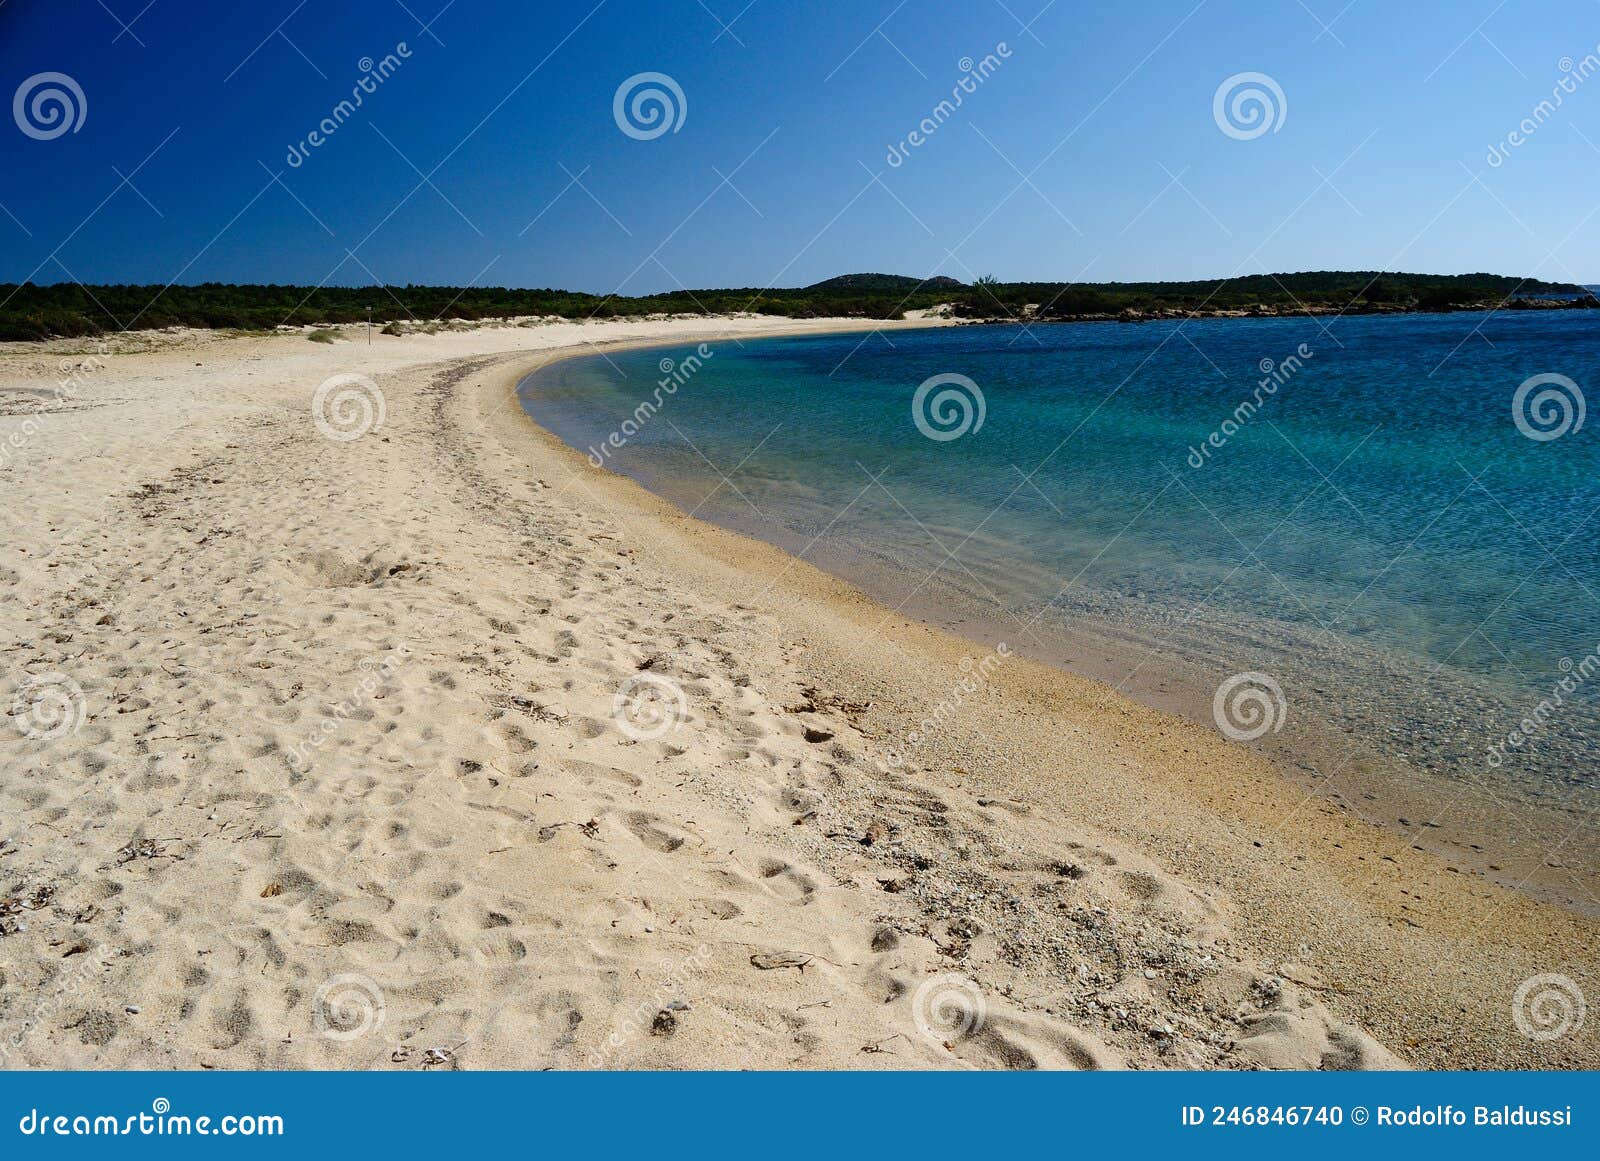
[{"x1": 0, "y1": 317, "x2": 1592, "y2": 1069}]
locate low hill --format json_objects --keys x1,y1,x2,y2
[{"x1": 806, "y1": 273, "x2": 965, "y2": 293}]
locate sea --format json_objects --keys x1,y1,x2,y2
[{"x1": 520, "y1": 311, "x2": 1599, "y2": 897}]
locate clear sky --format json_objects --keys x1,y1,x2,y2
[{"x1": 2, "y1": 0, "x2": 1597, "y2": 294}]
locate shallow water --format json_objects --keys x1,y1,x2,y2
[{"x1": 520, "y1": 313, "x2": 1600, "y2": 825}]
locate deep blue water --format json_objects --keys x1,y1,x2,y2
[{"x1": 521, "y1": 312, "x2": 1600, "y2": 804}]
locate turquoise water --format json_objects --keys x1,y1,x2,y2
[{"x1": 521, "y1": 313, "x2": 1600, "y2": 808}]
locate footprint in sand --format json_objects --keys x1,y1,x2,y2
[
  {"x1": 752, "y1": 857, "x2": 816, "y2": 905},
  {"x1": 693, "y1": 898, "x2": 742, "y2": 921},
  {"x1": 621, "y1": 812, "x2": 687, "y2": 853},
  {"x1": 561, "y1": 758, "x2": 642, "y2": 788}
]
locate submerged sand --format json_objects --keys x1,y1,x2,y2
[{"x1": 0, "y1": 317, "x2": 1594, "y2": 1069}]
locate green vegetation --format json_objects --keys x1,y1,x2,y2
[
  {"x1": 946, "y1": 271, "x2": 1594, "y2": 320},
  {"x1": 0, "y1": 271, "x2": 1591, "y2": 341}
]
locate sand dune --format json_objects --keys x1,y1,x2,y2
[{"x1": 0, "y1": 317, "x2": 1592, "y2": 1069}]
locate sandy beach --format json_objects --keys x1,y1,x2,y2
[{"x1": 1, "y1": 316, "x2": 1594, "y2": 1070}]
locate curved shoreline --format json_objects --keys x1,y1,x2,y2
[
  {"x1": 510, "y1": 326, "x2": 1596, "y2": 916},
  {"x1": 3, "y1": 316, "x2": 1593, "y2": 1069},
  {"x1": 472, "y1": 325, "x2": 1596, "y2": 1067}
]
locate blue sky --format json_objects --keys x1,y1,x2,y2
[{"x1": 1, "y1": 0, "x2": 1597, "y2": 294}]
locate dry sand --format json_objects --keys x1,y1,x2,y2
[{"x1": 0, "y1": 316, "x2": 1594, "y2": 1070}]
